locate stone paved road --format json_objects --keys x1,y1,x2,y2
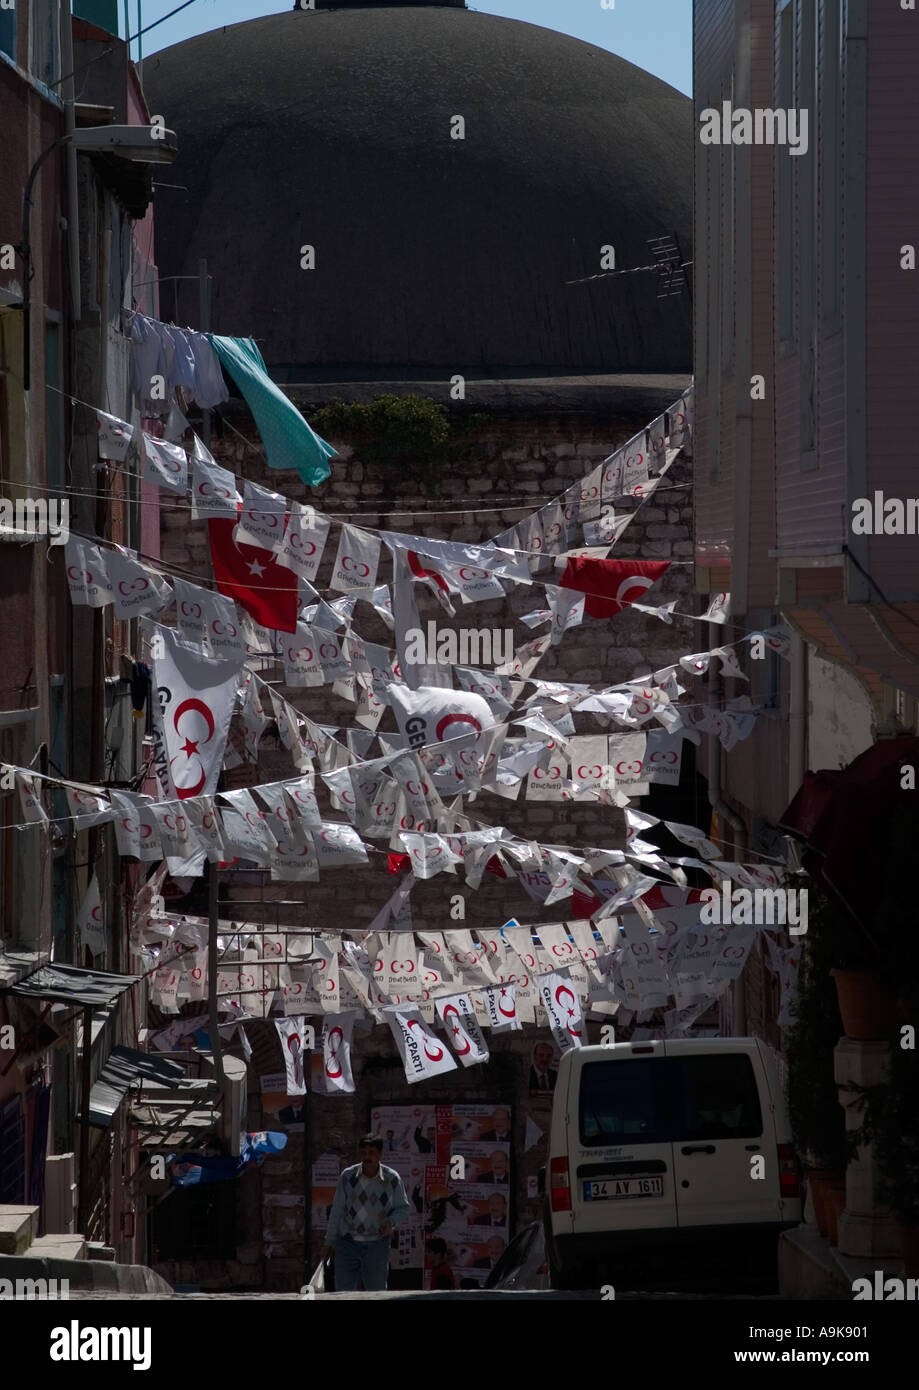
[{"x1": 65, "y1": 1288, "x2": 785, "y2": 1300}]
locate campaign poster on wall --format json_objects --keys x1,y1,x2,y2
[
  {"x1": 371, "y1": 1103, "x2": 512, "y2": 1285},
  {"x1": 260, "y1": 1071, "x2": 306, "y2": 1131},
  {"x1": 311, "y1": 1153, "x2": 342, "y2": 1231}
]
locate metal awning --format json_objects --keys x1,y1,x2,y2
[
  {"x1": 85, "y1": 1046, "x2": 187, "y2": 1129},
  {"x1": 3, "y1": 962, "x2": 140, "y2": 1008}
]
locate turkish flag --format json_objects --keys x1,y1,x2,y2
[
  {"x1": 558, "y1": 558, "x2": 670, "y2": 619},
  {"x1": 208, "y1": 509, "x2": 299, "y2": 633},
  {"x1": 571, "y1": 887, "x2": 603, "y2": 919}
]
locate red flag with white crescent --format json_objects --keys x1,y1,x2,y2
[
  {"x1": 208, "y1": 506, "x2": 299, "y2": 633},
  {"x1": 558, "y1": 557, "x2": 670, "y2": 620}
]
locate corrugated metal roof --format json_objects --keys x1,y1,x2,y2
[
  {"x1": 85, "y1": 1046, "x2": 187, "y2": 1129},
  {"x1": 3, "y1": 963, "x2": 140, "y2": 1009}
]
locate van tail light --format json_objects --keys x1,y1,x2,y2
[
  {"x1": 778, "y1": 1144, "x2": 802, "y2": 1200},
  {"x1": 549, "y1": 1156, "x2": 571, "y2": 1212}
]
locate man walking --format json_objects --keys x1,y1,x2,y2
[{"x1": 322, "y1": 1134, "x2": 411, "y2": 1291}]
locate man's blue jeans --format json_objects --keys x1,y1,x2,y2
[{"x1": 334, "y1": 1235, "x2": 391, "y2": 1292}]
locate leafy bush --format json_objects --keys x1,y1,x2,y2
[{"x1": 313, "y1": 395, "x2": 450, "y2": 489}]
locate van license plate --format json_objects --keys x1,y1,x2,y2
[{"x1": 584, "y1": 1177, "x2": 664, "y2": 1200}]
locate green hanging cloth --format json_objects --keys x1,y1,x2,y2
[{"x1": 208, "y1": 335, "x2": 335, "y2": 486}]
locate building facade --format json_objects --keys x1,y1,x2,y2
[
  {"x1": 693, "y1": 0, "x2": 919, "y2": 1286},
  {"x1": 0, "y1": 3, "x2": 167, "y2": 1277}
]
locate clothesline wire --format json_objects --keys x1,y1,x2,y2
[
  {"x1": 0, "y1": 797, "x2": 787, "y2": 866},
  {"x1": 23, "y1": 462, "x2": 685, "y2": 518},
  {"x1": 44, "y1": 381, "x2": 692, "y2": 520}
]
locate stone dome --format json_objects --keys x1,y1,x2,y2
[{"x1": 146, "y1": 2, "x2": 692, "y2": 375}]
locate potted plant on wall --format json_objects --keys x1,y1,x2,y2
[{"x1": 786, "y1": 902, "x2": 851, "y2": 1239}]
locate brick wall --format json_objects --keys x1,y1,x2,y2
[{"x1": 154, "y1": 400, "x2": 697, "y2": 1288}]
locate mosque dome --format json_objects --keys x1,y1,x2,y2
[{"x1": 145, "y1": 2, "x2": 692, "y2": 375}]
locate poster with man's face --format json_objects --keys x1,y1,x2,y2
[
  {"x1": 372, "y1": 1104, "x2": 513, "y2": 1288},
  {"x1": 450, "y1": 1142, "x2": 511, "y2": 1185},
  {"x1": 529, "y1": 1040, "x2": 559, "y2": 1097}
]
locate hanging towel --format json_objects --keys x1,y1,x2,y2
[
  {"x1": 188, "y1": 331, "x2": 229, "y2": 409},
  {"x1": 208, "y1": 334, "x2": 336, "y2": 486}
]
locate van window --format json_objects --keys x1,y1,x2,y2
[
  {"x1": 579, "y1": 1060, "x2": 673, "y2": 1146},
  {"x1": 578, "y1": 1053, "x2": 764, "y2": 1148},
  {"x1": 674, "y1": 1054, "x2": 763, "y2": 1141}
]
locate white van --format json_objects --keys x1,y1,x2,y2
[{"x1": 544, "y1": 1038, "x2": 802, "y2": 1289}]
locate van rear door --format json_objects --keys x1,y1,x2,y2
[
  {"x1": 667, "y1": 1043, "x2": 782, "y2": 1227},
  {"x1": 570, "y1": 1046, "x2": 678, "y2": 1234}
]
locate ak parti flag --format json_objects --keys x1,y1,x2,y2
[
  {"x1": 558, "y1": 558, "x2": 670, "y2": 620},
  {"x1": 208, "y1": 507, "x2": 299, "y2": 633}
]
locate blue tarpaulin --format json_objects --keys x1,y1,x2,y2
[{"x1": 168, "y1": 1131, "x2": 288, "y2": 1187}]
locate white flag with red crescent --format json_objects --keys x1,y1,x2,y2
[
  {"x1": 311, "y1": 933, "x2": 341, "y2": 1011},
  {"x1": 142, "y1": 432, "x2": 187, "y2": 494},
  {"x1": 320, "y1": 1012, "x2": 357, "y2": 1094},
  {"x1": 644, "y1": 729, "x2": 684, "y2": 787},
  {"x1": 331, "y1": 524, "x2": 381, "y2": 595},
  {"x1": 109, "y1": 789, "x2": 162, "y2": 862},
  {"x1": 386, "y1": 1009, "x2": 458, "y2": 1084},
  {"x1": 383, "y1": 530, "x2": 531, "y2": 585},
  {"x1": 377, "y1": 930, "x2": 421, "y2": 995},
  {"x1": 64, "y1": 536, "x2": 114, "y2": 608},
  {"x1": 236, "y1": 479, "x2": 288, "y2": 551},
  {"x1": 400, "y1": 832, "x2": 461, "y2": 879},
  {"x1": 536, "y1": 971, "x2": 584, "y2": 1053},
  {"x1": 181, "y1": 796, "x2": 229, "y2": 863},
  {"x1": 275, "y1": 1016, "x2": 309, "y2": 1096},
  {"x1": 77, "y1": 872, "x2": 106, "y2": 958},
  {"x1": 436, "y1": 992, "x2": 489, "y2": 1065},
  {"x1": 16, "y1": 771, "x2": 47, "y2": 827},
  {"x1": 386, "y1": 684, "x2": 495, "y2": 752},
  {"x1": 189, "y1": 435, "x2": 240, "y2": 520},
  {"x1": 96, "y1": 409, "x2": 134, "y2": 461},
  {"x1": 274, "y1": 500, "x2": 331, "y2": 583},
  {"x1": 148, "y1": 802, "x2": 204, "y2": 864},
  {"x1": 482, "y1": 983, "x2": 520, "y2": 1032},
  {"x1": 537, "y1": 924, "x2": 590, "y2": 990},
  {"x1": 108, "y1": 548, "x2": 172, "y2": 620},
  {"x1": 66, "y1": 786, "x2": 114, "y2": 829},
  {"x1": 219, "y1": 787, "x2": 279, "y2": 857},
  {"x1": 148, "y1": 621, "x2": 243, "y2": 800},
  {"x1": 173, "y1": 577, "x2": 208, "y2": 647}
]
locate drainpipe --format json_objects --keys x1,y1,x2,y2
[
  {"x1": 788, "y1": 630, "x2": 806, "y2": 803},
  {"x1": 707, "y1": 621, "x2": 748, "y2": 1035},
  {"x1": 61, "y1": 1, "x2": 81, "y2": 324}
]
